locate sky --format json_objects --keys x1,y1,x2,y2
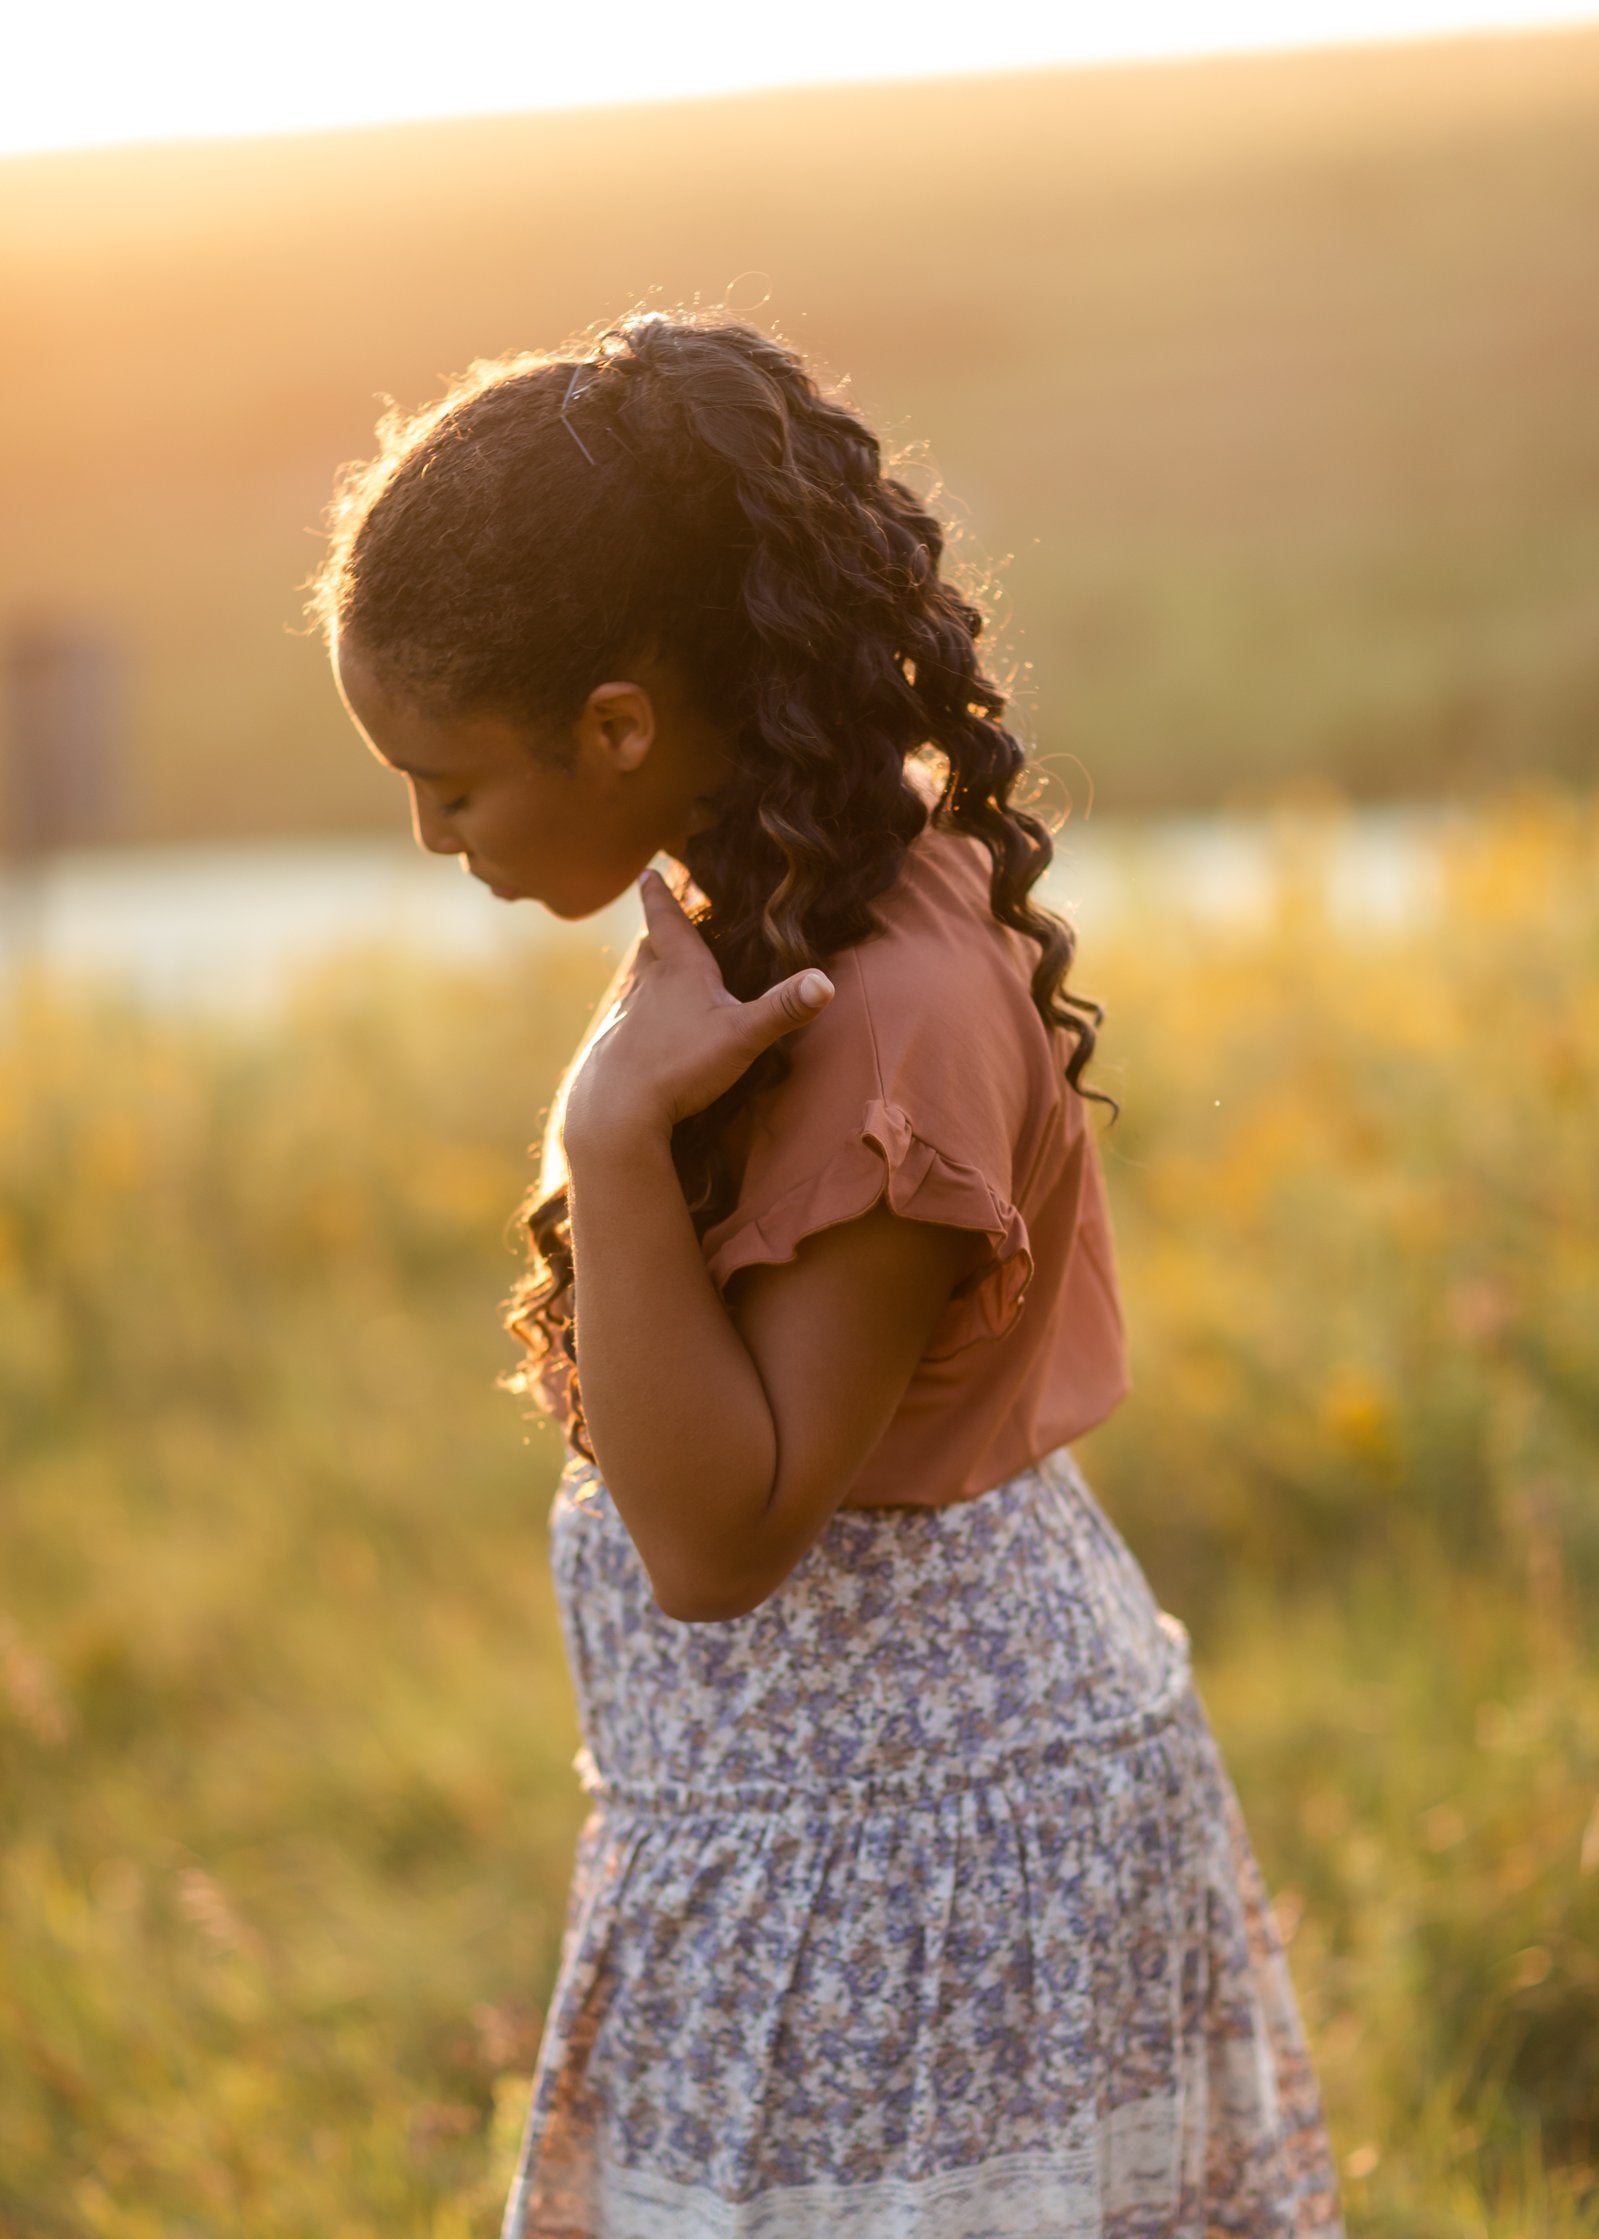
[{"x1": 5, "y1": 0, "x2": 1599, "y2": 158}]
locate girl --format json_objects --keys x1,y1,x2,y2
[{"x1": 313, "y1": 312, "x2": 1343, "y2": 2239}]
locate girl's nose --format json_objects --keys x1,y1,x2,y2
[{"x1": 408, "y1": 783, "x2": 463, "y2": 857}]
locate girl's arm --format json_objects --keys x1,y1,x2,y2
[{"x1": 562, "y1": 871, "x2": 980, "y2": 1622}]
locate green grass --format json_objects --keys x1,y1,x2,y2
[{"x1": 2, "y1": 791, "x2": 1597, "y2": 2232}]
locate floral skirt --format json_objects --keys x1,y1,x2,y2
[{"x1": 501, "y1": 1445, "x2": 1344, "y2": 2239}]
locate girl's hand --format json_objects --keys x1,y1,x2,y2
[{"x1": 562, "y1": 867, "x2": 834, "y2": 1155}]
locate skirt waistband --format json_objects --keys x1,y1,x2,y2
[
  {"x1": 552, "y1": 1442, "x2": 1195, "y2": 1816},
  {"x1": 572, "y1": 1610, "x2": 1194, "y2": 1816}
]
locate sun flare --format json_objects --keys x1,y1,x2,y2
[{"x1": 5, "y1": 0, "x2": 1598, "y2": 157}]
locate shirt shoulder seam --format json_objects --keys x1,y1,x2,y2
[{"x1": 846, "y1": 943, "x2": 889, "y2": 1105}]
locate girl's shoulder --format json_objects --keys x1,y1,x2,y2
[
  {"x1": 830, "y1": 820, "x2": 1065, "y2": 1099},
  {"x1": 860, "y1": 817, "x2": 1043, "y2": 984},
  {"x1": 702, "y1": 817, "x2": 1076, "y2": 1320},
  {"x1": 759, "y1": 819, "x2": 1071, "y2": 1176}
]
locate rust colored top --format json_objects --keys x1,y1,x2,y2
[{"x1": 699, "y1": 819, "x2": 1131, "y2": 1507}]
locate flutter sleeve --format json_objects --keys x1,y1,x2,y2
[{"x1": 699, "y1": 933, "x2": 1041, "y2": 1360}]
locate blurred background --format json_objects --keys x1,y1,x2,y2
[{"x1": 2, "y1": 6, "x2": 1596, "y2": 2233}]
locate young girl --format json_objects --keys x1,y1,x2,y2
[{"x1": 314, "y1": 312, "x2": 1343, "y2": 2239}]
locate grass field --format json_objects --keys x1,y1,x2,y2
[
  {"x1": 3, "y1": 25, "x2": 1598, "y2": 844},
  {"x1": 2, "y1": 787, "x2": 1596, "y2": 2234}
]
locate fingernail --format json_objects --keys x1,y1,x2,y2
[{"x1": 799, "y1": 971, "x2": 833, "y2": 1005}]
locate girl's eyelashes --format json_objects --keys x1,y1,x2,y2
[{"x1": 440, "y1": 795, "x2": 469, "y2": 817}]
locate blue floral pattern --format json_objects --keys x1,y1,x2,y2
[{"x1": 501, "y1": 1446, "x2": 1344, "y2": 2238}]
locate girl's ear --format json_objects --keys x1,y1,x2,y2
[{"x1": 577, "y1": 680, "x2": 656, "y2": 774}]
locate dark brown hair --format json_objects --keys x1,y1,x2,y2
[{"x1": 309, "y1": 310, "x2": 1108, "y2": 1451}]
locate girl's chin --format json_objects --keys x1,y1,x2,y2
[{"x1": 525, "y1": 864, "x2": 649, "y2": 922}]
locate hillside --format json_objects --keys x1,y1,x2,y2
[{"x1": 2, "y1": 25, "x2": 1597, "y2": 842}]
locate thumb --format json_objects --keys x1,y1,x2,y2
[{"x1": 744, "y1": 968, "x2": 835, "y2": 1045}]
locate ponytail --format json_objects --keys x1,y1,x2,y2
[{"x1": 308, "y1": 309, "x2": 1109, "y2": 1453}]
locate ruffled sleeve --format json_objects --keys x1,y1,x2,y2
[{"x1": 699, "y1": 918, "x2": 1043, "y2": 1358}]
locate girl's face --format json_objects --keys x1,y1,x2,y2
[{"x1": 334, "y1": 641, "x2": 728, "y2": 920}]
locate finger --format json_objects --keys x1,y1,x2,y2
[
  {"x1": 739, "y1": 969, "x2": 835, "y2": 1051},
  {"x1": 636, "y1": 865, "x2": 708, "y2": 959}
]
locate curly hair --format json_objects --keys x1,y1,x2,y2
[{"x1": 308, "y1": 309, "x2": 1109, "y2": 1455}]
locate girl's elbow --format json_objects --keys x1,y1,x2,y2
[{"x1": 647, "y1": 1557, "x2": 785, "y2": 1625}]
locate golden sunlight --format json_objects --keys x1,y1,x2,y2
[{"x1": 5, "y1": 0, "x2": 1598, "y2": 156}]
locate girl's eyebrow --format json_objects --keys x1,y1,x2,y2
[{"x1": 387, "y1": 758, "x2": 447, "y2": 781}]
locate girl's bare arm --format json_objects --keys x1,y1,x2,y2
[{"x1": 563, "y1": 871, "x2": 979, "y2": 1621}]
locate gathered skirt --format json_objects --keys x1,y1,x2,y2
[{"x1": 501, "y1": 1444, "x2": 1344, "y2": 2239}]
